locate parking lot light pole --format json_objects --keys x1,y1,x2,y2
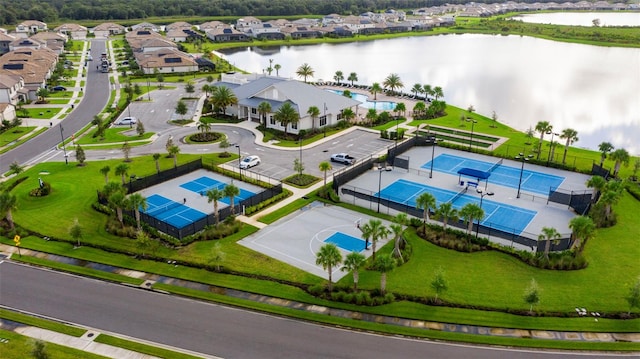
[
  {"x1": 429, "y1": 137, "x2": 438, "y2": 178},
  {"x1": 467, "y1": 119, "x2": 477, "y2": 152},
  {"x1": 235, "y1": 145, "x2": 242, "y2": 180},
  {"x1": 546, "y1": 131, "x2": 559, "y2": 167},
  {"x1": 515, "y1": 153, "x2": 533, "y2": 199},
  {"x1": 476, "y1": 189, "x2": 493, "y2": 239},
  {"x1": 377, "y1": 164, "x2": 384, "y2": 213},
  {"x1": 59, "y1": 124, "x2": 68, "y2": 165}
]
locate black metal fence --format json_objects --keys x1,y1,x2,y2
[
  {"x1": 591, "y1": 163, "x2": 611, "y2": 179},
  {"x1": 548, "y1": 187, "x2": 593, "y2": 215},
  {"x1": 127, "y1": 159, "x2": 203, "y2": 194}
]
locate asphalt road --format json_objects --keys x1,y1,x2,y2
[
  {"x1": 0, "y1": 261, "x2": 631, "y2": 359},
  {"x1": 0, "y1": 40, "x2": 111, "y2": 174}
]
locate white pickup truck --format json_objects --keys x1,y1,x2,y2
[{"x1": 330, "y1": 153, "x2": 355, "y2": 165}]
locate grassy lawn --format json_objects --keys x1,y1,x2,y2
[
  {"x1": 0, "y1": 127, "x2": 36, "y2": 146},
  {"x1": 0, "y1": 330, "x2": 109, "y2": 359},
  {"x1": 76, "y1": 127, "x2": 154, "y2": 145},
  {"x1": 0, "y1": 127, "x2": 47, "y2": 155},
  {"x1": 17, "y1": 108, "x2": 61, "y2": 119},
  {"x1": 46, "y1": 99, "x2": 72, "y2": 105}
]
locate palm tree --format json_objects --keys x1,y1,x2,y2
[
  {"x1": 108, "y1": 190, "x2": 127, "y2": 228},
  {"x1": 0, "y1": 191, "x2": 18, "y2": 230},
  {"x1": 435, "y1": 202, "x2": 458, "y2": 231},
  {"x1": 315, "y1": 243, "x2": 342, "y2": 291},
  {"x1": 341, "y1": 252, "x2": 365, "y2": 291},
  {"x1": 535, "y1": 121, "x2": 552, "y2": 160},
  {"x1": 598, "y1": 142, "x2": 614, "y2": 167},
  {"x1": 569, "y1": 215, "x2": 595, "y2": 254},
  {"x1": 201, "y1": 84, "x2": 212, "y2": 97},
  {"x1": 390, "y1": 213, "x2": 408, "y2": 261},
  {"x1": 168, "y1": 145, "x2": 180, "y2": 167},
  {"x1": 100, "y1": 165, "x2": 111, "y2": 185},
  {"x1": 318, "y1": 161, "x2": 332, "y2": 186},
  {"x1": 383, "y1": 73, "x2": 403, "y2": 95},
  {"x1": 307, "y1": 106, "x2": 320, "y2": 131},
  {"x1": 375, "y1": 254, "x2": 396, "y2": 295},
  {"x1": 459, "y1": 203, "x2": 484, "y2": 243},
  {"x1": 341, "y1": 108, "x2": 356, "y2": 123},
  {"x1": 539, "y1": 226, "x2": 561, "y2": 260},
  {"x1": 211, "y1": 85, "x2": 238, "y2": 115},
  {"x1": 347, "y1": 72, "x2": 358, "y2": 86},
  {"x1": 224, "y1": 183, "x2": 240, "y2": 215},
  {"x1": 115, "y1": 163, "x2": 129, "y2": 185},
  {"x1": 257, "y1": 101, "x2": 272, "y2": 127},
  {"x1": 333, "y1": 70, "x2": 344, "y2": 85},
  {"x1": 413, "y1": 102, "x2": 426, "y2": 118},
  {"x1": 560, "y1": 128, "x2": 579, "y2": 165},
  {"x1": 296, "y1": 63, "x2": 314, "y2": 83},
  {"x1": 152, "y1": 153, "x2": 161, "y2": 173},
  {"x1": 411, "y1": 83, "x2": 423, "y2": 98},
  {"x1": 432, "y1": 86, "x2": 443, "y2": 100},
  {"x1": 586, "y1": 175, "x2": 606, "y2": 200},
  {"x1": 127, "y1": 193, "x2": 147, "y2": 231},
  {"x1": 423, "y1": 84, "x2": 433, "y2": 100},
  {"x1": 273, "y1": 64, "x2": 281, "y2": 76},
  {"x1": 609, "y1": 148, "x2": 630, "y2": 177},
  {"x1": 394, "y1": 102, "x2": 406, "y2": 119},
  {"x1": 274, "y1": 102, "x2": 299, "y2": 136},
  {"x1": 599, "y1": 180, "x2": 624, "y2": 221},
  {"x1": 415, "y1": 192, "x2": 436, "y2": 226},
  {"x1": 360, "y1": 219, "x2": 390, "y2": 261},
  {"x1": 197, "y1": 121, "x2": 211, "y2": 134},
  {"x1": 206, "y1": 188, "x2": 224, "y2": 225},
  {"x1": 365, "y1": 108, "x2": 378, "y2": 125},
  {"x1": 370, "y1": 82, "x2": 382, "y2": 100}
]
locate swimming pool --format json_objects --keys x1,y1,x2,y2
[{"x1": 327, "y1": 89, "x2": 397, "y2": 111}]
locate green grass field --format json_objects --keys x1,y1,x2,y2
[{"x1": 75, "y1": 127, "x2": 154, "y2": 145}]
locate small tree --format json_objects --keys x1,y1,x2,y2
[
  {"x1": 168, "y1": 145, "x2": 180, "y2": 167},
  {"x1": 315, "y1": 243, "x2": 342, "y2": 292},
  {"x1": 293, "y1": 157, "x2": 304, "y2": 179},
  {"x1": 9, "y1": 161, "x2": 23, "y2": 176},
  {"x1": 185, "y1": 82, "x2": 195, "y2": 93},
  {"x1": 223, "y1": 183, "x2": 240, "y2": 215},
  {"x1": 156, "y1": 72, "x2": 164, "y2": 89},
  {"x1": 136, "y1": 120, "x2": 145, "y2": 136},
  {"x1": 152, "y1": 153, "x2": 161, "y2": 173},
  {"x1": 122, "y1": 141, "x2": 132, "y2": 162},
  {"x1": 31, "y1": 339, "x2": 49, "y2": 359},
  {"x1": 431, "y1": 267, "x2": 448, "y2": 303},
  {"x1": 341, "y1": 252, "x2": 365, "y2": 291},
  {"x1": 165, "y1": 136, "x2": 174, "y2": 153},
  {"x1": 209, "y1": 242, "x2": 225, "y2": 272},
  {"x1": 176, "y1": 100, "x2": 188, "y2": 120},
  {"x1": 374, "y1": 254, "x2": 395, "y2": 295},
  {"x1": 75, "y1": 144, "x2": 86, "y2": 166},
  {"x1": 219, "y1": 138, "x2": 231, "y2": 156},
  {"x1": 135, "y1": 230, "x2": 153, "y2": 258},
  {"x1": 69, "y1": 218, "x2": 83, "y2": 247},
  {"x1": 100, "y1": 165, "x2": 110, "y2": 184},
  {"x1": 523, "y1": 278, "x2": 540, "y2": 314},
  {"x1": 318, "y1": 161, "x2": 332, "y2": 186},
  {"x1": 115, "y1": 163, "x2": 129, "y2": 185},
  {"x1": 626, "y1": 276, "x2": 640, "y2": 315}
]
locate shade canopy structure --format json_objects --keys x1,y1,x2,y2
[{"x1": 457, "y1": 167, "x2": 491, "y2": 190}]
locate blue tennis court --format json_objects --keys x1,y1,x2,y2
[
  {"x1": 377, "y1": 179, "x2": 537, "y2": 235},
  {"x1": 325, "y1": 232, "x2": 366, "y2": 252},
  {"x1": 180, "y1": 176, "x2": 256, "y2": 205},
  {"x1": 144, "y1": 194, "x2": 207, "y2": 229},
  {"x1": 421, "y1": 154, "x2": 565, "y2": 195}
]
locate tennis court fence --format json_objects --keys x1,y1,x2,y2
[
  {"x1": 488, "y1": 158, "x2": 503, "y2": 173},
  {"x1": 339, "y1": 185, "x2": 573, "y2": 252}
]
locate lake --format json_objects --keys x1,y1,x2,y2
[
  {"x1": 511, "y1": 12, "x2": 640, "y2": 27},
  {"x1": 219, "y1": 34, "x2": 640, "y2": 155}
]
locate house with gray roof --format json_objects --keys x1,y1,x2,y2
[
  {"x1": 0, "y1": 32, "x2": 16, "y2": 55},
  {"x1": 214, "y1": 74, "x2": 360, "y2": 134}
]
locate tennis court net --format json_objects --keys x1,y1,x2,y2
[
  {"x1": 488, "y1": 158, "x2": 503, "y2": 173},
  {"x1": 147, "y1": 201, "x2": 181, "y2": 216},
  {"x1": 449, "y1": 186, "x2": 468, "y2": 204}
]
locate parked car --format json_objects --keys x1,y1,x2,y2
[
  {"x1": 122, "y1": 60, "x2": 129, "y2": 66},
  {"x1": 114, "y1": 116, "x2": 137, "y2": 125},
  {"x1": 87, "y1": 54, "x2": 93, "y2": 61},
  {"x1": 50, "y1": 86, "x2": 67, "y2": 92},
  {"x1": 330, "y1": 153, "x2": 355, "y2": 165},
  {"x1": 240, "y1": 155, "x2": 261, "y2": 169}
]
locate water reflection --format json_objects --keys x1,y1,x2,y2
[
  {"x1": 220, "y1": 34, "x2": 640, "y2": 154},
  {"x1": 512, "y1": 12, "x2": 640, "y2": 27}
]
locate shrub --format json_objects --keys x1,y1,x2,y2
[
  {"x1": 308, "y1": 284, "x2": 324, "y2": 296},
  {"x1": 28, "y1": 181, "x2": 51, "y2": 197}
]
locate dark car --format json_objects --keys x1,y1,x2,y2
[{"x1": 51, "y1": 86, "x2": 67, "y2": 92}]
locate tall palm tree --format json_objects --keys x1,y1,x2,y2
[
  {"x1": 296, "y1": 63, "x2": 314, "y2": 83},
  {"x1": 360, "y1": 219, "x2": 390, "y2": 261},
  {"x1": 560, "y1": 128, "x2": 579, "y2": 165},
  {"x1": 274, "y1": 102, "x2": 299, "y2": 136},
  {"x1": 341, "y1": 108, "x2": 356, "y2": 123},
  {"x1": 535, "y1": 121, "x2": 552, "y2": 160},
  {"x1": 459, "y1": 203, "x2": 484, "y2": 244},
  {"x1": 394, "y1": 102, "x2": 406, "y2": 118},
  {"x1": 207, "y1": 188, "x2": 224, "y2": 225},
  {"x1": 586, "y1": 175, "x2": 606, "y2": 200},
  {"x1": 168, "y1": 145, "x2": 180, "y2": 168},
  {"x1": 383, "y1": 73, "x2": 403, "y2": 95},
  {"x1": 423, "y1": 84, "x2": 433, "y2": 100},
  {"x1": 569, "y1": 215, "x2": 595, "y2": 254},
  {"x1": 201, "y1": 84, "x2": 212, "y2": 97},
  {"x1": 598, "y1": 142, "x2": 614, "y2": 167},
  {"x1": 211, "y1": 85, "x2": 238, "y2": 115},
  {"x1": 599, "y1": 180, "x2": 624, "y2": 221},
  {"x1": 223, "y1": 183, "x2": 240, "y2": 215},
  {"x1": 108, "y1": 190, "x2": 127, "y2": 228},
  {"x1": 0, "y1": 191, "x2": 18, "y2": 230},
  {"x1": 390, "y1": 213, "x2": 408, "y2": 262},
  {"x1": 370, "y1": 82, "x2": 382, "y2": 100},
  {"x1": 333, "y1": 70, "x2": 344, "y2": 85},
  {"x1": 152, "y1": 153, "x2": 161, "y2": 173},
  {"x1": 273, "y1": 64, "x2": 281, "y2": 76},
  {"x1": 413, "y1": 102, "x2": 426, "y2": 118},
  {"x1": 432, "y1": 86, "x2": 443, "y2": 100},
  {"x1": 307, "y1": 106, "x2": 320, "y2": 131},
  {"x1": 415, "y1": 192, "x2": 436, "y2": 226},
  {"x1": 411, "y1": 83, "x2": 423, "y2": 98},
  {"x1": 127, "y1": 193, "x2": 147, "y2": 231},
  {"x1": 435, "y1": 202, "x2": 458, "y2": 231},
  {"x1": 341, "y1": 251, "x2": 365, "y2": 291},
  {"x1": 115, "y1": 163, "x2": 129, "y2": 185},
  {"x1": 347, "y1": 72, "x2": 358, "y2": 86},
  {"x1": 100, "y1": 165, "x2": 111, "y2": 185},
  {"x1": 365, "y1": 108, "x2": 378, "y2": 125},
  {"x1": 539, "y1": 226, "x2": 561, "y2": 260},
  {"x1": 197, "y1": 121, "x2": 212, "y2": 134},
  {"x1": 375, "y1": 254, "x2": 396, "y2": 294},
  {"x1": 609, "y1": 148, "x2": 630, "y2": 177},
  {"x1": 257, "y1": 101, "x2": 272, "y2": 127},
  {"x1": 318, "y1": 161, "x2": 332, "y2": 186},
  {"x1": 315, "y1": 243, "x2": 342, "y2": 292}
]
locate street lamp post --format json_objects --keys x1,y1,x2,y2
[
  {"x1": 467, "y1": 119, "x2": 477, "y2": 152},
  {"x1": 377, "y1": 164, "x2": 385, "y2": 213},
  {"x1": 59, "y1": 124, "x2": 68, "y2": 165},
  {"x1": 235, "y1": 145, "x2": 242, "y2": 180},
  {"x1": 546, "y1": 131, "x2": 559, "y2": 166},
  {"x1": 429, "y1": 137, "x2": 438, "y2": 179},
  {"x1": 146, "y1": 65, "x2": 151, "y2": 101},
  {"x1": 476, "y1": 189, "x2": 494, "y2": 239},
  {"x1": 299, "y1": 133, "x2": 303, "y2": 177},
  {"x1": 515, "y1": 153, "x2": 533, "y2": 199},
  {"x1": 323, "y1": 102, "x2": 327, "y2": 138}
]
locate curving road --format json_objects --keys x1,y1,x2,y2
[{"x1": 0, "y1": 261, "x2": 632, "y2": 359}]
